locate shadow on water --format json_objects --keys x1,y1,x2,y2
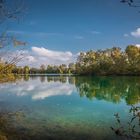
[{"x1": 0, "y1": 75, "x2": 140, "y2": 140}]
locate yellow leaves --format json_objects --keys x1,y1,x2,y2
[
  {"x1": 126, "y1": 45, "x2": 140, "y2": 57},
  {"x1": 13, "y1": 39, "x2": 27, "y2": 47}
]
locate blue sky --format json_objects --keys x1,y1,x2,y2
[{"x1": 4, "y1": 0, "x2": 140, "y2": 66}]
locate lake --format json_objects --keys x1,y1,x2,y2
[{"x1": 0, "y1": 76, "x2": 140, "y2": 140}]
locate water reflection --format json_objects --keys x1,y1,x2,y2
[
  {"x1": 0, "y1": 76, "x2": 140, "y2": 140},
  {"x1": 75, "y1": 76, "x2": 140, "y2": 105},
  {"x1": 0, "y1": 76, "x2": 75, "y2": 100},
  {"x1": 0, "y1": 76, "x2": 140, "y2": 104}
]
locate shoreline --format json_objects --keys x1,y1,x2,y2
[{"x1": 15, "y1": 73, "x2": 140, "y2": 76}]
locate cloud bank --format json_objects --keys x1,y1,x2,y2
[{"x1": 32, "y1": 47, "x2": 73, "y2": 61}]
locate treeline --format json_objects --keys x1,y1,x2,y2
[
  {"x1": 0, "y1": 45, "x2": 140, "y2": 75},
  {"x1": 11, "y1": 63, "x2": 75, "y2": 75},
  {"x1": 76, "y1": 45, "x2": 140, "y2": 75}
]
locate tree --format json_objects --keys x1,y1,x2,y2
[
  {"x1": 0, "y1": 0, "x2": 26, "y2": 76},
  {"x1": 40, "y1": 64, "x2": 46, "y2": 73},
  {"x1": 120, "y1": 0, "x2": 140, "y2": 7},
  {"x1": 59, "y1": 64, "x2": 67, "y2": 74},
  {"x1": 120, "y1": 0, "x2": 140, "y2": 12},
  {"x1": 75, "y1": 45, "x2": 140, "y2": 75},
  {"x1": 23, "y1": 66, "x2": 30, "y2": 74},
  {"x1": 29, "y1": 67, "x2": 39, "y2": 74},
  {"x1": 46, "y1": 65, "x2": 52, "y2": 73},
  {"x1": 0, "y1": 0, "x2": 26, "y2": 48},
  {"x1": 68, "y1": 63, "x2": 75, "y2": 74},
  {"x1": 0, "y1": 0, "x2": 25, "y2": 23},
  {"x1": 125, "y1": 45, "x2": 140, "y2": 73}
]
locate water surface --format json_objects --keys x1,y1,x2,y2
[{"x1": 0, "y1": 76, "x2": 140, "y2": 140}]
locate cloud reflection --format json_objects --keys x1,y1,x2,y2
[{"x1": 0, "y1": 77, "x2": 76, "y2": 100}]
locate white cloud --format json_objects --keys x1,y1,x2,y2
[
  {"x1": 8, "y1": 50, "x2": 36, "y2": 67},
  {"x1": 13, "y1": 47, "x2": 77, "y2": 67},
  {"x1": 26, "y1": 56, "x2": 36, "y2": 62},
  {"x1": 32, "y1": 46, "x2": 73, "y2": 61},
  {"x1": 136, "y1": 44, "x2": 140, "y2": 48},
  {"x1": 131, "y1": 28, "x2": 140, "y2": 38}
]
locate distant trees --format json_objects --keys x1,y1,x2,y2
[
  {"x1": 23, "y1": 66, "x2": 30, "y2": 74},
  {"x1": 40, "y1": 64, "x2": 46, "y2": 73},
  {"x1": 1, "y1": 45, "x2": 140, "y2": 76},
  {"x1": 68, "y1": 63, "x2": 76, "y2": 74},
  {"x1": 29, "y1": 67, "x2": 39, "y2": 74},
  {"x1": 59, "y1": 64, "x2": 67, "y2": 74}
]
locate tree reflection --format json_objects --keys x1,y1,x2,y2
[
  {"x1": 47, "y1": 76, "x2": 67, "y2": 83},
  {"x1": 40, "y1": 76, "x2": 45, "y2": 83},
  {"x1": 75, "y1": 76, "x2": 140, "y2": 105},
  {"x1": 19, "y1": 76, "x2": 140, "y2": 105},
  {"x1": 23, "y1": 75, "x2": 30, "y2": 81}
]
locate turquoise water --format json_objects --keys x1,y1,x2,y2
[{"x1": 0, "y1": 76, "x2": 140, "y2": 140}]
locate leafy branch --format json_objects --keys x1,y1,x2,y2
[{"x1": 111, "y1": 105, "x2": 140, "y2": 139}]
